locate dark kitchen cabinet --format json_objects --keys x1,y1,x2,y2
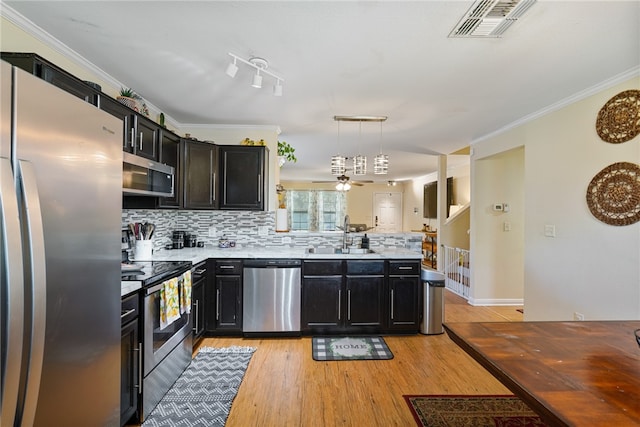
[
  {"x1": 100, "y1": 96, "x2": 159, "y2": 161},
  {"x1": 157, "y1": 130, "x2": 181, "y2": 208},
  {"x1": 133, "y1": 114, "x2": 159, "y2": 160},
  {"x1": 183, "y1": 140, "x2": 218, "y2": 210},
  {"x1": 100, "y1": 96, "x2": 135, "y2": 151},
  {"x1": 302, "y1": 275, "x2": 343, "y2": 333},
  {"x1": 219, "y1": 145, "x2": 267, "y2": 210},
  {"x1": 345, "y1": 261, "x2": 385, "y2": 331},
  {"x1": 1, "y1": 52, "x2": 100, "y2": 106},
  {"x1": 120, "y1": 293, "x2": 140, "y2": 426},
  {"x1": 205, "y1": 259, "x2": 242, "y2": 334},
  {"x1": 386, "y1": 261, "x2": 421, "y2": 333},
  {"x1": 191, "y1": 261, "x2": 207, "y2": 344},
  {"x1": 303, "y1": 260, "x2": 384, "y2": 334}
]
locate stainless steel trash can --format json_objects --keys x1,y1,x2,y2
[{"x1": 420, "y1": 268, "x2": 445, "y2": 335}]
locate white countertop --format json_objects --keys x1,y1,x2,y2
[{"x1": 134, "y1": 245, "x2": 423, "y2": 265}]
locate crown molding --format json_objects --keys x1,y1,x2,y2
[
  {"x1": 180, "y1": 123, "x2": 282, "y2": 134},
  {"x1": 473, "y1": 66, "x2": 640, "y2": 145}
]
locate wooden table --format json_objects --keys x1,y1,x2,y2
[{"x1": 444, "y1": 321, "x2": 640, "y2": 426}]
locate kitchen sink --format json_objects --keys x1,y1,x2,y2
[{"x1": 306, "y1": 247, "x2": 376, "y2": 255}]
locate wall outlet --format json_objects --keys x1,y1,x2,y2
[
  {"x1": 257, "y1": 226, "x2": 268, "y2": 236},
  {"x1": 282, "y1": 236, "x2": 292, "y2": 244},
  {"x1": 208, "y1": 226, "x2": 217, "y2": 237},
  {"x1": 503, "y1": 221, "x2": 511, "y2": 232},
  {"x1": 573, "y1": 312, "x2": 585, "y2": 321}
]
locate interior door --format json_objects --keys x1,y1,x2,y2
[{"x1": 373, "y1": 192, "x2": 403, "y2": 232}]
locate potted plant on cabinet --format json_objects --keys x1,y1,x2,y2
[
  {"x1": 117, "y1": 87, "x2": 141, "y2": 111},
  {"x1": 277, "y1": 140, "x2": 297, "y2": 167}
]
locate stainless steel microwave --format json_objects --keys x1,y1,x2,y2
[{"x1": 123, "y1": 152, "x2": 174, "y2": 197}]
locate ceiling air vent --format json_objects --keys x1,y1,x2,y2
[{"x1": 449, "y1": 0, "x2": 536, "y2": 38}]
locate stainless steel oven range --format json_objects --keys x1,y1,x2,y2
[{"x1": 121, "y1": 259, "x2": 193, "y2": 422}]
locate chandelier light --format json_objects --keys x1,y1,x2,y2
[
  {"x1": 374, "y1": 120, "x2": 389, "y2": 175},
  {"x1": 226, "y1": 53, "x2": 284, "y2": 96},
  {"x1": 331, "y1": 120, "x2": 346, "y2": 175},
  {"x1": 332, "y1": 115, "x2": 388, "y2": 177}
]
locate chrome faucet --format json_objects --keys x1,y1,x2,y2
[{"x1": 342, "y1": 215, "x2": 350, "y2": 249}]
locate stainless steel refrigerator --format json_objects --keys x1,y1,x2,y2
[{"x1": 1, "y1": 60, "x2": 122, "y2": 426}]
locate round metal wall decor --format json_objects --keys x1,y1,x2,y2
[
  {"x1": 586, "y1": 162, "x2": 640, "y2": 226},
  {"x1": 595, "y1": 89, "x2": 640, "y2": 144}
]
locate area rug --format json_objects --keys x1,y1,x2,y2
[
  {"x1": 312, "y1": 336, "x2": 393, "y2": 361},
  {"x1": 142, "y1": 346, "x2": 256, "y2": 427},
  {"x1": 404, "y1": 395, "x2": 549, "y2": 427}
]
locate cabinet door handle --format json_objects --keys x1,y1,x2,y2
[
  {"x1": 134, "y1": 343, "x2": 142, "y2": 392},
  {"x1": 338, "y1": 289, "x2": 342, "y2": 321},
  {"x1": 212, "y1": 171, "x2": 216, "y2": 203},
  {"x1": 390, "y1": 289, "x2": 395, "y2": 320},
  {"x1": 398, "y1": 266, "x2": 412, "y2": 270},
  {"x1": 120, "y1": 308, "x2": 136, "y2": 319},
  {"x1": 257, "y1": 174, "x2": 261, "y2": 203},
  {"x1": 216, "y1": 289, "x2": 220, "y2": 321},
  {"x1": 347, "y1": 289, "x2": 351, "y2": 321},
  {"x1": 219, "y1": 265, "x2": 234, "y2": 269},
  {"x1": 123, "y1": 116, "x2": 129, "y2": 149},
  {"x1": 139, "y1": 132, "x2": 144, "y2": 151},
  {"x1": 192, "y1": 300, "x2": 199, "y2": 333},
  {"x1": 130, "y1": 128, "x2": 135, "y2": 148}
]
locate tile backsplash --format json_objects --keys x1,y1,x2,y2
[{"x1": 122, "y1": 209, "x2": 423, "y2": 252}]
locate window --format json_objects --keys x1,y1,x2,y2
[{"x1": 286, "y1": 190, "x2": 346, "y2": 231}]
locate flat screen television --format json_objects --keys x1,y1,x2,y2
[{"x1": 423, "y1": 177, "x2": 454, "y2": 219}]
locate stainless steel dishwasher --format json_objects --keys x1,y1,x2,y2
[{"x1": 243, "y1": 259, "x2": 302, "y2": 335}]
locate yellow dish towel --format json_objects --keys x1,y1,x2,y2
[
  {"x1": 179, "y1": 270, "x2": 192, "y2": 315},
  {"x1": 160, "y1": 277, "x2": 181, "y2": 330}
]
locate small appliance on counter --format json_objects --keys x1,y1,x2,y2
[{"x1": 172, "y1": 230, "x2": 185, "y2": 249}]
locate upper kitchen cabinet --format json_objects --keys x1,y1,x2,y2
[
  {"x1": 157, "y1": 130, "x2": 182, "y2": 208},
  {"x1": 100, "y1": 96, "x2": 159, "y2": 161},
  {"x1": 219, "y1": 146, "x2": 268, "y2": 211},
  {"x1": 183, "y1": 139, "x2": 218, "y2": 210},
  {"x1": 1, "y1": 52, "x2": 100, "y2": 106},
  {"x1": 100, "y1": 96, "x2": 135, "y2": 151}
]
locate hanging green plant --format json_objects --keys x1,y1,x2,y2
[{"x1": 277, "y1": 140, "x2": 297, "y2": 163}]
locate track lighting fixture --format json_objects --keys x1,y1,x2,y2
[{"x1": 226, "y1": 53, "x2": 284, "y2": 96}]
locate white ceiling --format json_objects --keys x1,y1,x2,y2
[{"x1": 4, "y1": 1, "x2": 640, "y2": 182}]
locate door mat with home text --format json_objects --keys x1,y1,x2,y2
[{"x1": 312, "y1": 336, "x2": 393, "y2": 361}]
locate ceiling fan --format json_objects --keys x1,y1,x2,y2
[{"x1": 312, "y1": 174, "x2": 373, "y2": 187}]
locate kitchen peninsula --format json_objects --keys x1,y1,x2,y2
[{"x1": 128, "y1": 242, "x2": 424, "y2": 338}]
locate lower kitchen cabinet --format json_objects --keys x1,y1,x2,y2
[
  {"x1": 191, "y1": 261, "x2": 207, "y2": 344},
  {"x1": 302, "y1": 259, "x2": 420, "y2": 335},
  {"x1": 387, "y1": 260, "x2": 422, "y2": 333},
  {"x1": 302, "y1": 275, "x2": 343, "y2": 333},
  {"x1": 205, "y1": 259, "x2": 243, "y2": 334},
  {"x1": 345, "y1": 261, "x2": 385, "y2": 332},
  {"x1": 120, "y1": 293, "x2": 140, "y2": 427}
]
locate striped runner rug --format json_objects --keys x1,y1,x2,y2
[{"x1": 142, "y1": 346, "x2": 255, "y2": 427}]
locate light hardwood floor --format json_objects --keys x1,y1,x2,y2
[{"x1": 129, "y1": 290, "x2": 522, "y2": 426}]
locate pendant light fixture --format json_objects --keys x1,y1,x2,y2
[
  {"x1": 331, "y1": 120, "x2": 347, "y2": 175},
  {"x1": 353, "y1": 122, "x2": 367, "y2": 175},
  {"x1": 374, "y1": 120, "x2": 389, "y2": 175},
  {"x1": 332, "y1": 115, "x2": 388, "y2": 177}
]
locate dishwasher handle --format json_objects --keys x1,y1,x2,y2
[{"x1": 243, "y1": 259, "x2": 301, "y2": 268}]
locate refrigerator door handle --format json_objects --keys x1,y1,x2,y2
[
  {"x1": 0, "y1": 158, "x2": 24, "y2": 427},
  {"x1": 16, "y1": 160, "x2": 47, "y2": 427}
]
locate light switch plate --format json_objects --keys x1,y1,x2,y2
[{"x1": 544, "y1": 224, "x2": 556, "y2": 237}]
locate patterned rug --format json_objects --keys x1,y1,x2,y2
[
  {"x1": 312, "y1": 336, "x2": 393, "y2": 361},
  {"x1": 142, "y1": 346, "x2": 256, "y2": 427},
  {"x1": 404, "y1": 395, "x2": 549, "y2": 427}
]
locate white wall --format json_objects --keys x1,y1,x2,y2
[
  {"x1": 472, "y1": 77, "x2": 640, "y2": 320},
  {"x1": 471, "y1": 147, "x2": 525, "y2": 305}
]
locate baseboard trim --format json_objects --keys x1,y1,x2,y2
[{"x1": 467, "y1": 298, "x2": 523, "y2": 306}]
